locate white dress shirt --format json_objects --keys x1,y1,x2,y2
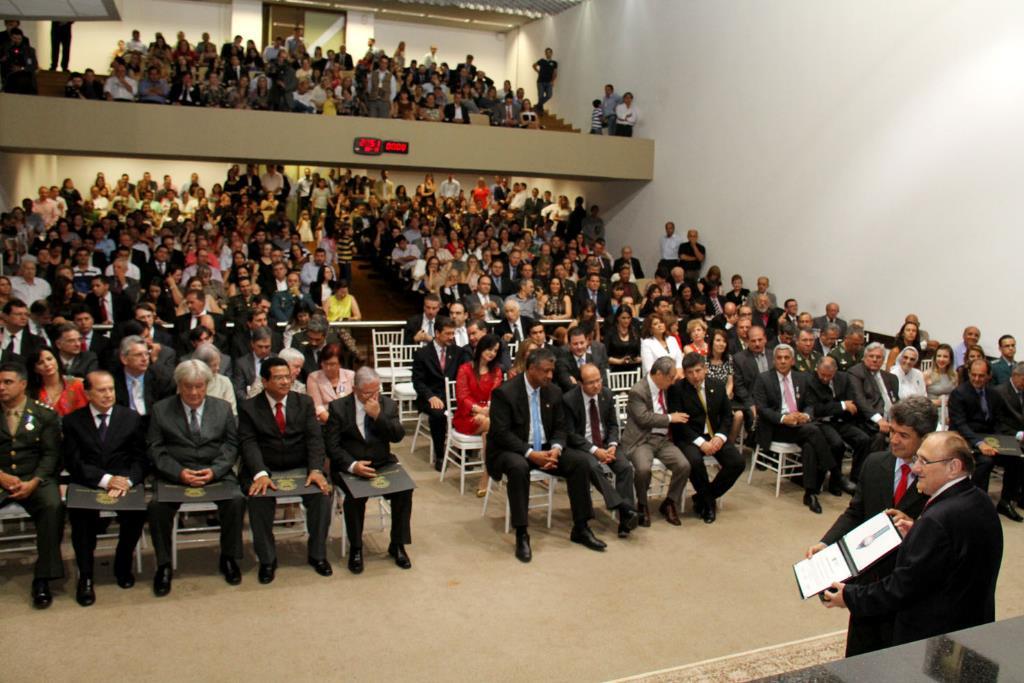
[
  {"x1": 647, "y1": 376, "x2": 668, "y2": 435},
  {"x1": 90, "y1": 404, "x2": 130, "y2": 488}
]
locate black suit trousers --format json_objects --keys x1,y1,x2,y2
[
  {"x1": 569, "y1": 447, "x2": 635, "y2": 511},
  {"x1": 769, "y1": 423, "x2": 833, "y2": 491},
  {"x1": 681, "y1": 441, "x2": 744, "y2": 501},
  {"x1": 248, "y1": 491, "x2": 332, "y2": 564},
  {"x1": 341, "y1": 490, "x2": 413, "y2": 548},
  {"x1": 973, "y1": 453, "x2": 1021, "y2": 502},
  {"x1": 423, "y1": 406, "x2": 448, "y2": 464},
  {"x1": 68, "y1": 507, "x2": 146, "y2": 577},
  {"x1": 819, "y1": 422, "x2": 871, "y2": 478},
  {"x1": 147, "y1": 492, "x2": 245, "y2": 567},
  {"x1": 1, "y1": 482, "x2": 64, "y2": 579},
  {"x1": 490, "y1": 448, "x2": 594, "y2": 529}
]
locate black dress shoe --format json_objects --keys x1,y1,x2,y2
[
  {"x1": 388, "y1": 544, "x2": 412, "y2": 569},
  {"x1": 76, "y1": 577, "x2": 96, "y2": 607},
  {"x1": 702, "y1": 499, "x2": 717, "y2": 524},
  {"x1": 998, "y1": 500, "x2": 1024, "y2": 523},
  {"x1": 638, "y1": 505, "x2": 651, "y2": 528},
  {"x1": 659, "y1": 499, "x2": 682, "y2": 526},
  {"x1": 839, "y1": 476, "x2": 858, "y2": 496},
  {"x1": 691, "y1": 494, "x2": 706, "y2": 516},
  {"x1": 308, "y1": 557, "x2": 333, "y2": 576},
  {"x1": 258, "y1": 561, "x2": 277, "y2": 584},
  {"x1": 115, "y1": 573, "x2": 135, "y2": 589},
  {"x1": 515, "y1": 532, "x2": 532, "y2": 563},
  {"x1": 153, "y1": 565, "x2": 172, "y2": 597},
  {"x1": 31, "y1": 579, "x2": 52, "y2": 609},
  {"x1": 348, "y1": 548, "x2": 364, "y2": 574},
  {"x1": 617, "y1": 507, "x2": 639, "y2": 537},
  {"x1": 804, "y1": 492, "x2": 823, "y2": 514},
  {"x1": 570, "y1": 524, "x2": 607, "y2": 551},
  {"x1": 219, "y1": 557, "x2": 242, "y2": 585}
]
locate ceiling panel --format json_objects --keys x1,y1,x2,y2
[{"x1": 2, "y1": 0, "x2": 119, "y2": 21}]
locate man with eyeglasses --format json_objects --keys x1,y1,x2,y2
[
  {"x1": 806, "y1": 396, "x2": 935, "y2": 656},
  {"x1": 822, "y1": 431, "x2": 1003, "y2": 649}
]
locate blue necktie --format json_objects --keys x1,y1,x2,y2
[
  {"x1": 364, "y1": 413, "x2": 375, "y2": 444},
  {"x1": 979, "y1": 390, "x2": 990, "y2": 421},
  {"x1": 530, "y1": 388, "x2": 543, "y2": 452}
]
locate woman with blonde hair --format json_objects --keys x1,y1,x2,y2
[{"x1": 682, "y1": 318, "x2": 709, "y2": 356}]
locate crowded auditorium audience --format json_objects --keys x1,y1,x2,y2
[{"x1": 0, "y1": 156, "x2": 1021, "y2": 611}]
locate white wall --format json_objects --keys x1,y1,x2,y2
[
  {"x1": 373, "y1": 19, "x2": 506, "y2": 84},
  {"x1": 507, "y1": 0, "x2": 1024, "y2": 349}
]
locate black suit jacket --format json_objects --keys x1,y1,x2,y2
[
  {"x1": 562, "y1": 386, "x2": 619, "y2": 452},
  {"x1": 324, "y1": 394, "x2": 405, "y2": 472},
  {"x1": 64, "y1": 350, "x2": 99, "y2": 378},
  {"x1": 443, "y1": 102, "x2": 470, "y2": 123},
  {"x1": 440, "y1": 283, "x2": 471, "y2": 312},
  {"x1": 0, "y1": 329, "x2": 45, "y2": 362},
  {"x1": 402, "y1": 313, "x2": 438, "y2": 344},
  {"x1": 63, "y1": 404, "x2": 147, "y2": 487},
  {"x1": 85, "y1": 291, "x2": 132, "y2": 325},
  {"x1": 805, "y1": 372, "x2": 858, "y2": 424},
  {"x1": 494, "y1": 315, "x2": 536, "y2": 342},
  {"x1": 237, "y1": 391, "x2": 324, "y2": 477},
  {"x1": 848, "y1": 363, "x2": 900, "y2": 426},
  {"x1": 574, "y1": 288, "x2": 611, "y2": 318},
  {"x1": 411, "y1": 342, "x2": 461, "y2": 410},
  {"x1": 948, "y1": 381, "x2": 996, "y2": 446},
  {"x1": 487, "y1": 375, "x2": 567, "y2": 475},
  {"x1": 612, "y1": 257, "x2": 645, "y2": 279},
  {"x1": 488, "y1": 275, "x2": 513, "y2": 298},
  {"x1": 667, "y1": 377, "x2": 732, "y2": 442},
  {"x1": 113, "y1": 365, "x2": 175, "y2": 418},
  {"x1": 731, "y1": 349, "x2": 766, "y2": 409},
  {"x1": 172, "y1": 312, "x2": 226, "y2": 352},
  {"x1": 752, "y1": 369, "x2": 815, "y2": 448},
  {"x1": 844, "y1": 478, "x2": 1003, "y2": 646},
  {"x1": 992, "y1": 381, "x2": 1024, "y2": 436},
  {"x1": 554, "y1": 344, "x2": 608, "y2": 392}
]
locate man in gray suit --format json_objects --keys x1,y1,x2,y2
[
  {"x1": 622, "y1": 356, "x2": 691, "y2": 527},
  {"x1": 812, "y1": 302, "x2": 848, "y2": 339},
  {"x1": 231, "y1": 325, "x2": 276, "y2": 404},
  {"x1": 147, "y1": 360, "x2": 245, "y2": 597},
  {"x1": 848, "y1": 342, "x2": 900, "y2": 457},
  {"x1": 53, "y1": 321, "x2": 98, "y2": 378},
  {"x1": 555, "y1": 327, "x2": 609, "y2": 392}
]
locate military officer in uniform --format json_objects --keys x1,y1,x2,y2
[
  {"x1": 793, "y1": 329, "x2": 822, "y2": 374},
  {"x1": 829, "y1": 328, "x2": 865, "y2": 372},
  {"x1": 0, "y1": 361, "x2": 64, "y2": 608}
]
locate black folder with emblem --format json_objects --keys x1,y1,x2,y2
[
  {"x1": 251, "y1": 468, "x2": 324, "y2": 498},
  {"x1": 66, "y1": 484, "x2": 147, "y2": 511},
  {"x1": 978, "y1": 434, "x2": 1021, "y2": 456},
  {"x1": 156, "y1": 480, "x2": 238, "y2": 502},
  {"x1": 338, "y1": 463, "x2": 416, "y2": 499}
]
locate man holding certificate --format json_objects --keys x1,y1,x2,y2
[
  {"x1": 806, "y1": 396, "x2": 936, "y2": 656},
  {"x1": 822, "y1": 432, "x2": 1004, "y2": 647},
  {"x1": 63, "y1": 370, "x2": 148, "y2": 606},
  {"x1": 238, "y1": 357, "x2": 333, "y2": 584},
  {"x1": 325, "y1": 367, "x2": 413, "y2": 574}
]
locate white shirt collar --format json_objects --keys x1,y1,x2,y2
[
  {"x1": 266, "y1": 392, "x2": 288, "y2": 411},
  {"x1": 930, "y1": 475, "x2": 968, "y2": 502},
  {"x1": 181, "y1": 399, "x2": 205, "y2": 419},
  {"x1": 89, "y1": 404, "x2": 112, "y2": 420}
]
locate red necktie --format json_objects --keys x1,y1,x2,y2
[
  {"x1": 439, "y1": 348, "x2": 446, "y2": 371},
  {"x1": 274, "y1": 402, "x2": 286, "y2": 434},
  {"x1": 657, "y1": 390, "x2": 667, "y2": 413},
  {"x1": 80, "y1": 337, "x2": 88, "y2": 353},
  {"x1": 893, "y1": 463, "x2": 911, "y2": 505},
  {"x1": 99, "y1": 298, "x2": 109, "y2": 323}
]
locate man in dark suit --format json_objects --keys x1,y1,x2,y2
[
  {"x1": 847, "y1": 343, "x2": 900, "y2": 453},
  {"x1": 112, "y1": 335, "x2": 174, "y2": 426},
  {"x1": 563, "y1": 364, "x2": 639, "y2": 537},
  {"x1": 487, "y1": 347, "x2": 604, "y2": 562},
  {"x1": 812, "y1": 303, "x2": 848, "y2": 339},
  {"x1": 753, "y1": 344, "x2": 835, "y2": 514},
  {"x1": 411, "y1": 316, "x2": 461, "y2": 471},
  {"x1": 229, "y1": 308, "x2": 283, "y2": 359},
  {"x1": 0, "y1": 362, "x2": 64, "y2": 609},
  {"x1": 825, "y1": 432, "x2": 1003, "y2": 648},
  {"x1": 750, "y1": 293, "x2": 782, "y2": 339},
  {"x1": 0, "y1": 299, "x2": 46, "y2": 362},
  {"x1": 555, "y1": 327, "x2": 609, "y2": 392},
  {"x1": 147, "y1": 360, "x2": 245, "y2": 596},
  {"x1": 573, "y1": 273, "x2": 611, "y2": 318},
  {"x1": 494, "y1": 300, "x2": 535, "y2": 344},
  {"x1": 669, "y1": 353, "x2": 745, "y2": 523},
  {"x1": 732, "y1": 324, "x2": 770, "y2": 432},
  {"x1": 403, "y1": 293, "x2": 442, "y2": 345},
  {"x1": 470, "y1": 275, "x2": 503, "y2": 322},
  {"x1": 72, "y1": 307, "x2": 111, "y2": 367},
  {"x1": 172, "y1": 290, "x2": 225, "y2": 355},
  {"x1": 612, "y1": 246, "x2": 645, "y2": 279},
  {"x1": 950, "y1": 358, "x2": 1023, "y2": 521},
  {"x1": 993, "y1": 362, "x2": 1024, "y2": 505},
  {"x1": 231, "y1": 326, "x2": 276, "y2": 404},
  {"x1": 63, "y1": 370, "x2": 147, "y2": 606},
  {"x1": 325, "y1": 367, "x2": 413, "y2": 574},
  {"x1": 808, "y1": 396, "x2": 936, "y2": 656},
  {"x1": 443, "y1": 91, "x2": 470, "y2": 123},
  {"x1": 53, "y1": 322, "x2": 99, "y2": 378},
  {"x1": 85, "y1": 275, "x2": 132, "y2": 325},
  {"x1": 805, "y1": 356, "x2": 867, "y2": 493},
  {"x1": 488, "y1": 260, "x2": 513, "y2": 298},
  {"x1": 238, "y1": 358, "x2": 333, "y2": 583}
]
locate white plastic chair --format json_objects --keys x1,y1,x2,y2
[
  {"x1": 333, "y1": 488, "x2": 391, "y2": 557},
  {"x1": 170, "y1": 502, "x2": 220, "y2": 570},
  {"x1": 747, "y1": 441, "x2": 803, "y2": 497},
  {"x1": 439, "y1": 378, "x2": 485, "y2": 495},
  {"x1": 481, "y1": 470, "x2": 556, "y2": 533},
  {"x1": 607, "y1": 369, "x2": 641, "y2": 395},
  {"x1": 373, "y1": 331, "x2": 414, "y2": 393}
]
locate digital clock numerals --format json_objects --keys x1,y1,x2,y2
[{"x1": 352, "y1": 138, "x2": 410, "y2": 155}]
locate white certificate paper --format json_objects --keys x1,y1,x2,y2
[{"x1": 794, "y1": 543, "x2": 854, "y2": 600}]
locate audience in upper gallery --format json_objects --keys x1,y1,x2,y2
[{"x1": 45, "y1": 27, "x2": 642, "y2": 133}]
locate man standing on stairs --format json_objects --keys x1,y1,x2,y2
[{"x1": 533, "y1": 47, "x2": 557, "y2": 115}]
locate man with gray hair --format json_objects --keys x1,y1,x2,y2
[
  {"x1": 848, "y1": 342, "x2": 900, "y2": 453},
  {"x1": 805, "y1": 355, "x2": 865, "y2": 494},
  {"x1": 113, "y1": 334, "x2": 173, "y2": 424},
  {"x1": 993, "y1": 362, "x2": 1024, "y2": 510},
  {"x1": 247, "y1": 347, "x2": 306, "y2": 398},
  {"x1": 815, "y1": 322, "x2": 842, "y2": 357},
  {"x1": 147, "y1": 359, "x2": 245, "y2": 596},
  {"x1": 622, "y1": 356, "x2": 692, "y2": 527},
  {"x1": 753, "y1": 344, "x2": 834, "y2": 513},
  {"x1": 813, "y1": 303, "x2": 848, "y2": 339}
]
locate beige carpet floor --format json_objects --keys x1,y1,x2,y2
[{"x1": 3, "y1": 439, "x2": 1023, "y2": 682}]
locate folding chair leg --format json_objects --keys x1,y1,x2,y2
[
  {"x1": 546, "y1": 478, "x2": 555, "y2": 529},
  {"x1": 747, "y1": 446, "x2": 759, "y2": 484},
  {"x1": 775, "y1": 453, "x2": 784, "y2": 498},
  {"x1": 171, "y1": 514, "x2": 179, "y2": 571}
]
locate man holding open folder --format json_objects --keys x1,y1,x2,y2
[
  {"x1": 806, "y1": 396, "x2": 936, "y2": 656},
  {"x1": 63, "y1": 370, "x2": 147, "y2": 606},
  {"x1": 238, "y1": 357, "x2": 333, "y2": 584}
]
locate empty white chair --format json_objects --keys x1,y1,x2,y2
[
  {"x1": 747, "y1": 441, "x2": 803, "y2": 497},
  {"x1": 482, "y1": 470, "x2": 556, "y2": 533}
]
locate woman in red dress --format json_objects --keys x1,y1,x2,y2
[
  {"x1": 452, "y1": 334, "x2": 503, "y2": 497},
  {"x1": 27, "y1": 347, "x2": 89, "y2": 417}
]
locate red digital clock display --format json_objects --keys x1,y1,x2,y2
[{"x1": 353, "y1": 137, "x2": 410, "y2": 156}]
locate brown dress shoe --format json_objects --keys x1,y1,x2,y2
[
  {"x1": 638, "y1": 504, "x2": 651, "y2": 527},
  {"x1": 659, "y1": 499, "x2": 682, "y2": 526}
]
